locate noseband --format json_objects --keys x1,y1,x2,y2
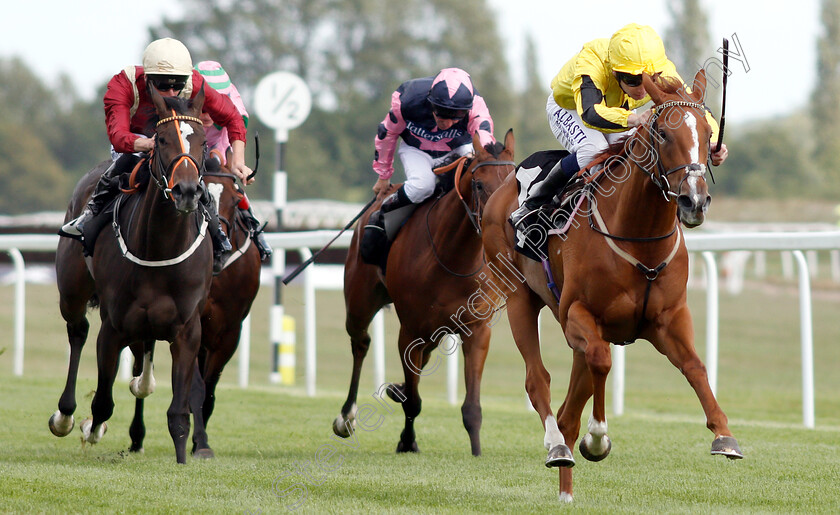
[
  {"x1": 152, "y1": 113, "x2": 205, "y2": 199},
  {"x1": 645, "y1": 100, "x2": 710, "y2": 201}
]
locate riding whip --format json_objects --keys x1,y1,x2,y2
[
  {"x1": 282, "y1": 196, "x2": 378, "y2": 284},
  {"x1": 715, "y1": 38, "x2": 729, "y2": 154},
  {"x1": 247, "y1": 131, "x2": 260, "y2": 181}
]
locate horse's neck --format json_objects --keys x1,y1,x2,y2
[
  {"x1": 431, "y1": 186, "x2": 482, "y2": 247},
  {"x1": 596, "y1": 159, "x2": 678, "y2": 240},
  {"x1": 133, "y1": 188, "x2": 198, "y2": 257}
]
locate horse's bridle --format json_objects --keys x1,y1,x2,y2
[
  {"x1": 643, "y1": 100, "x2": 710, "y2": 201},
  {"x1": 453, "y1": 156, "x2": 515, "y2": 234},
  {"x1": 425, "y1": 154, "x2": 514, "y2": 277},
  {"x1": 151, "y1": 112, "x2": 206, "y2": 199}
]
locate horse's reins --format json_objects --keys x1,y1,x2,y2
[{"x1": 426, "y1": 155, "x2": 514, "y2": 277}]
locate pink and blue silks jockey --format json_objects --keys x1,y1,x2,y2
[
  {"x1": 195, "y1": 60, "x2": 272, "y2": 260},
  {"x1": 369, "y1": 68, "x2": 496, "y2": 228}
]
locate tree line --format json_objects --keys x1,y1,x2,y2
[{"x1": 0, "y1": 0, "x2": 836, "y2": 215}]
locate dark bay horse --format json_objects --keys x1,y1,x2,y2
[
  {"x1": 51, "y1": 86, "x2": 213, "y2": 464},
  {"x1": 332, "y1": 130, "x2": 515, "y2": 456},
  {"x1": 481, "y1": 71, "x2": 742, "y2": 501},
  {"x1": 123, "y1": 157, "x2": 263, "y2": 458}
]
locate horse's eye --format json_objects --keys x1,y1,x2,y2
[{"x1": 657, "y1": 129, "x2": 668, "y2": 141}]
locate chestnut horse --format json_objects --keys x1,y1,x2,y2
[
  {"x1": 332, "y1": 131, "x2": 515, "y2": 456},
  {"x1": 50, "y1": 86, "x2": 213, "y2": 464},
  {"x1": 123, "y1": 159, "x2": 263, "y2": 458},
  {"x1": 481, "y1": 71, "x2": 742, "y2": 501}
]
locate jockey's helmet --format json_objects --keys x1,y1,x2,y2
[
  {"x1": 143, "y1": 38, "x2": 193, "y2": 77},
  {"x1": 607, "y1": 23, "x2": 669, "y2": 76},
  {"x1": 428, "y1": 68, "x2": 474, "y2": 117}
]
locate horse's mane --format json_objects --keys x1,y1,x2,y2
[
  {"x1": 483, "y1": 141, "x2": 504, "y2": 158},
  {"x1": 142, "y1": 96, "x2": 195, "y2": 134},
  {"x1": 592, "y1": 135, "x2": 633, "y2": 164},
  {"x1": 162, "y1": 95, "x2": 192, "y2": 113},
  {"x1": 652, "y1": 75, "x2": 683, "y2": 94}
]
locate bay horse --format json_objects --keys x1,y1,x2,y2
[
  {"x1": 481, "y1": 71, "x2": 742, "y2": 501},
  {"x1": 50, "y1": 85, "x2": 213, "y2": 464},
  {"x1": 332, "y1": 130, "x2": 515, "y2": 456},
  {"x1": 123, "y1": 155, "x2": 263, "y2": 458}
]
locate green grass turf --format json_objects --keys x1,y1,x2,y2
[{"x1": 0, "y1": 277, "x2": 839, "y2": 512}]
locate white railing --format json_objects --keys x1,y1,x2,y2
[{"x1": 2, "y1": 230, "x2": 840, "y2": 427}]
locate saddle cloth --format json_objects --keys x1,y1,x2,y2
[{"x1": 513, "y1": 150, "x2": 570, "y2": 262}]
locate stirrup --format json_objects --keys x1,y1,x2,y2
[
  {"x1": 510, "y1": 203, "x2": 537, "y2": 229},
  {"x1": 212, "y1": 248, "x2": 231, "y2": 275},
  {"x1": 255, "y1": 233, "x2": 272, "y2": 260},
  {"x1": 58, "y1": 210, "x2": 92, "y2": 239}
]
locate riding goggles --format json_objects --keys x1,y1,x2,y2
[
  {"x1": 432, "y1": 105, "x2": 469, "y2": 121},
  {"x1": 148, "y1": 75, "x2": 187, "y2": 92},
  {"x1": 615, "y1": 72, "x2": 643, "y2": 87}
]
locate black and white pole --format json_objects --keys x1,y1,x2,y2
[{"x1": 254, "y1": 71, "x2": 312, "y2": 385}]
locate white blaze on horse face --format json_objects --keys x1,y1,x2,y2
[
  {"x1": 208, "y1": 183, "x2": 224, "y2": 212},
  {"x1": 179, "y1": 121, "x2": 194, "y2": 154},
  {"x1": 683, "y1": 112, "x2": 707, "y2": 199},
  {"x1": 543, "y1": 415, "x2": 566, "y2": 450},
  {"x1": 685, "y1": 112, "x2": 699, "y2": 164}
]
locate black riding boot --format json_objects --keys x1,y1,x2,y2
[
  {"x1": 369, "y1": 186, "x2": 414, "y2": 229},
  {"x1": 201, "y1": 185, "x2": 233, "y2": 275},
  {"x1": 239, "y1": 206, "x2": 272, "y2": 260},
  {"x1": 60, "y1": 153, "x2": 140, "y2": 239},
  {"x1": 510, "y1": 152, "x2": 579, "y2": 228}
]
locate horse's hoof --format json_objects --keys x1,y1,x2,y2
[
  {"x1": 193, "y1": 448, "x2": 215, "y2": 460},
  {"x1": 49, "y1": 410, "x2": 75, "y2": 437},
  {"x1": 396, "y1": 440, "x2": 419, "y2": 453},
  {"x1": 80, "y1": 418, "x2": 107, "y2": 444},
  {"x1": 545, "y1": 444, "x2": 575, "y2": 468},
  {"x1": 711, "y1": 436, "x2": 743, "y2": 459},
  {"x1": 332, "y1": 415, "x2": 355, "y2": 438},
  {"x1": 129, "y1": 446, "x2": 144, "y2": 454},
  {"x1": 386, "y1": 383, "x2": 406, "y2": 403},
  {"x1": 579, "y1": 435, "x2": 611, "y2": 462},
  {"x1": 558, "y1": 492, "x2": 574, "y2": 503}
]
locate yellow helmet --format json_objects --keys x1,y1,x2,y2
[
  {"x1": 607, "y1": 23, "x2": 669, "y2": 75},
  {"x1": 142, "y1": 38, "x2": 193, "y2": 76}
]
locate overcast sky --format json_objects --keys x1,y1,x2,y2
[{"x1": 1, "y1": 0, "x2": 819, "y2": 123}]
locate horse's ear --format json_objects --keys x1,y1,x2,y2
[
  {"x1": 642, "y1": 73, "x2": 666, "y2": 105},
  {"x1": 148, "y1": 81, "x2": 168, "y2": 114},
  {"x1": 190, "y1": 82, "x2": 206, "y2": 115},
  {"x1": 473, "y1": 132, "x2": 489, "y2": 159},
  {"x1": 689, "y1": 69, "x2": 707, "y2": 103},
  {"x1": 503, "y1": 128, "x2": 515, "y2": 159}
]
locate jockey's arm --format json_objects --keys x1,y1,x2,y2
[
  {"x1": 229, "y1": 139, "x2": 254, "y2": 184},
  {"x1": 133, "y1": 136, "x2": 155, "y2": 153}
]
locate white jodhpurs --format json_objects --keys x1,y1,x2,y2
[
  {"x1": 546, "y1": 94, "x2": 634, "y2": 169},
  {"x1": 397, "y1": 143, "x2": 473, "y2": 203}
]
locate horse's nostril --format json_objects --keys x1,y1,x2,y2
[{"x1": 677, "y1": 195, "x2": 693, "y2": 210}]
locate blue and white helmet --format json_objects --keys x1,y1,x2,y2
[{"x1": 428, "y1": 68, "x2": 475, "y2": 112}]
